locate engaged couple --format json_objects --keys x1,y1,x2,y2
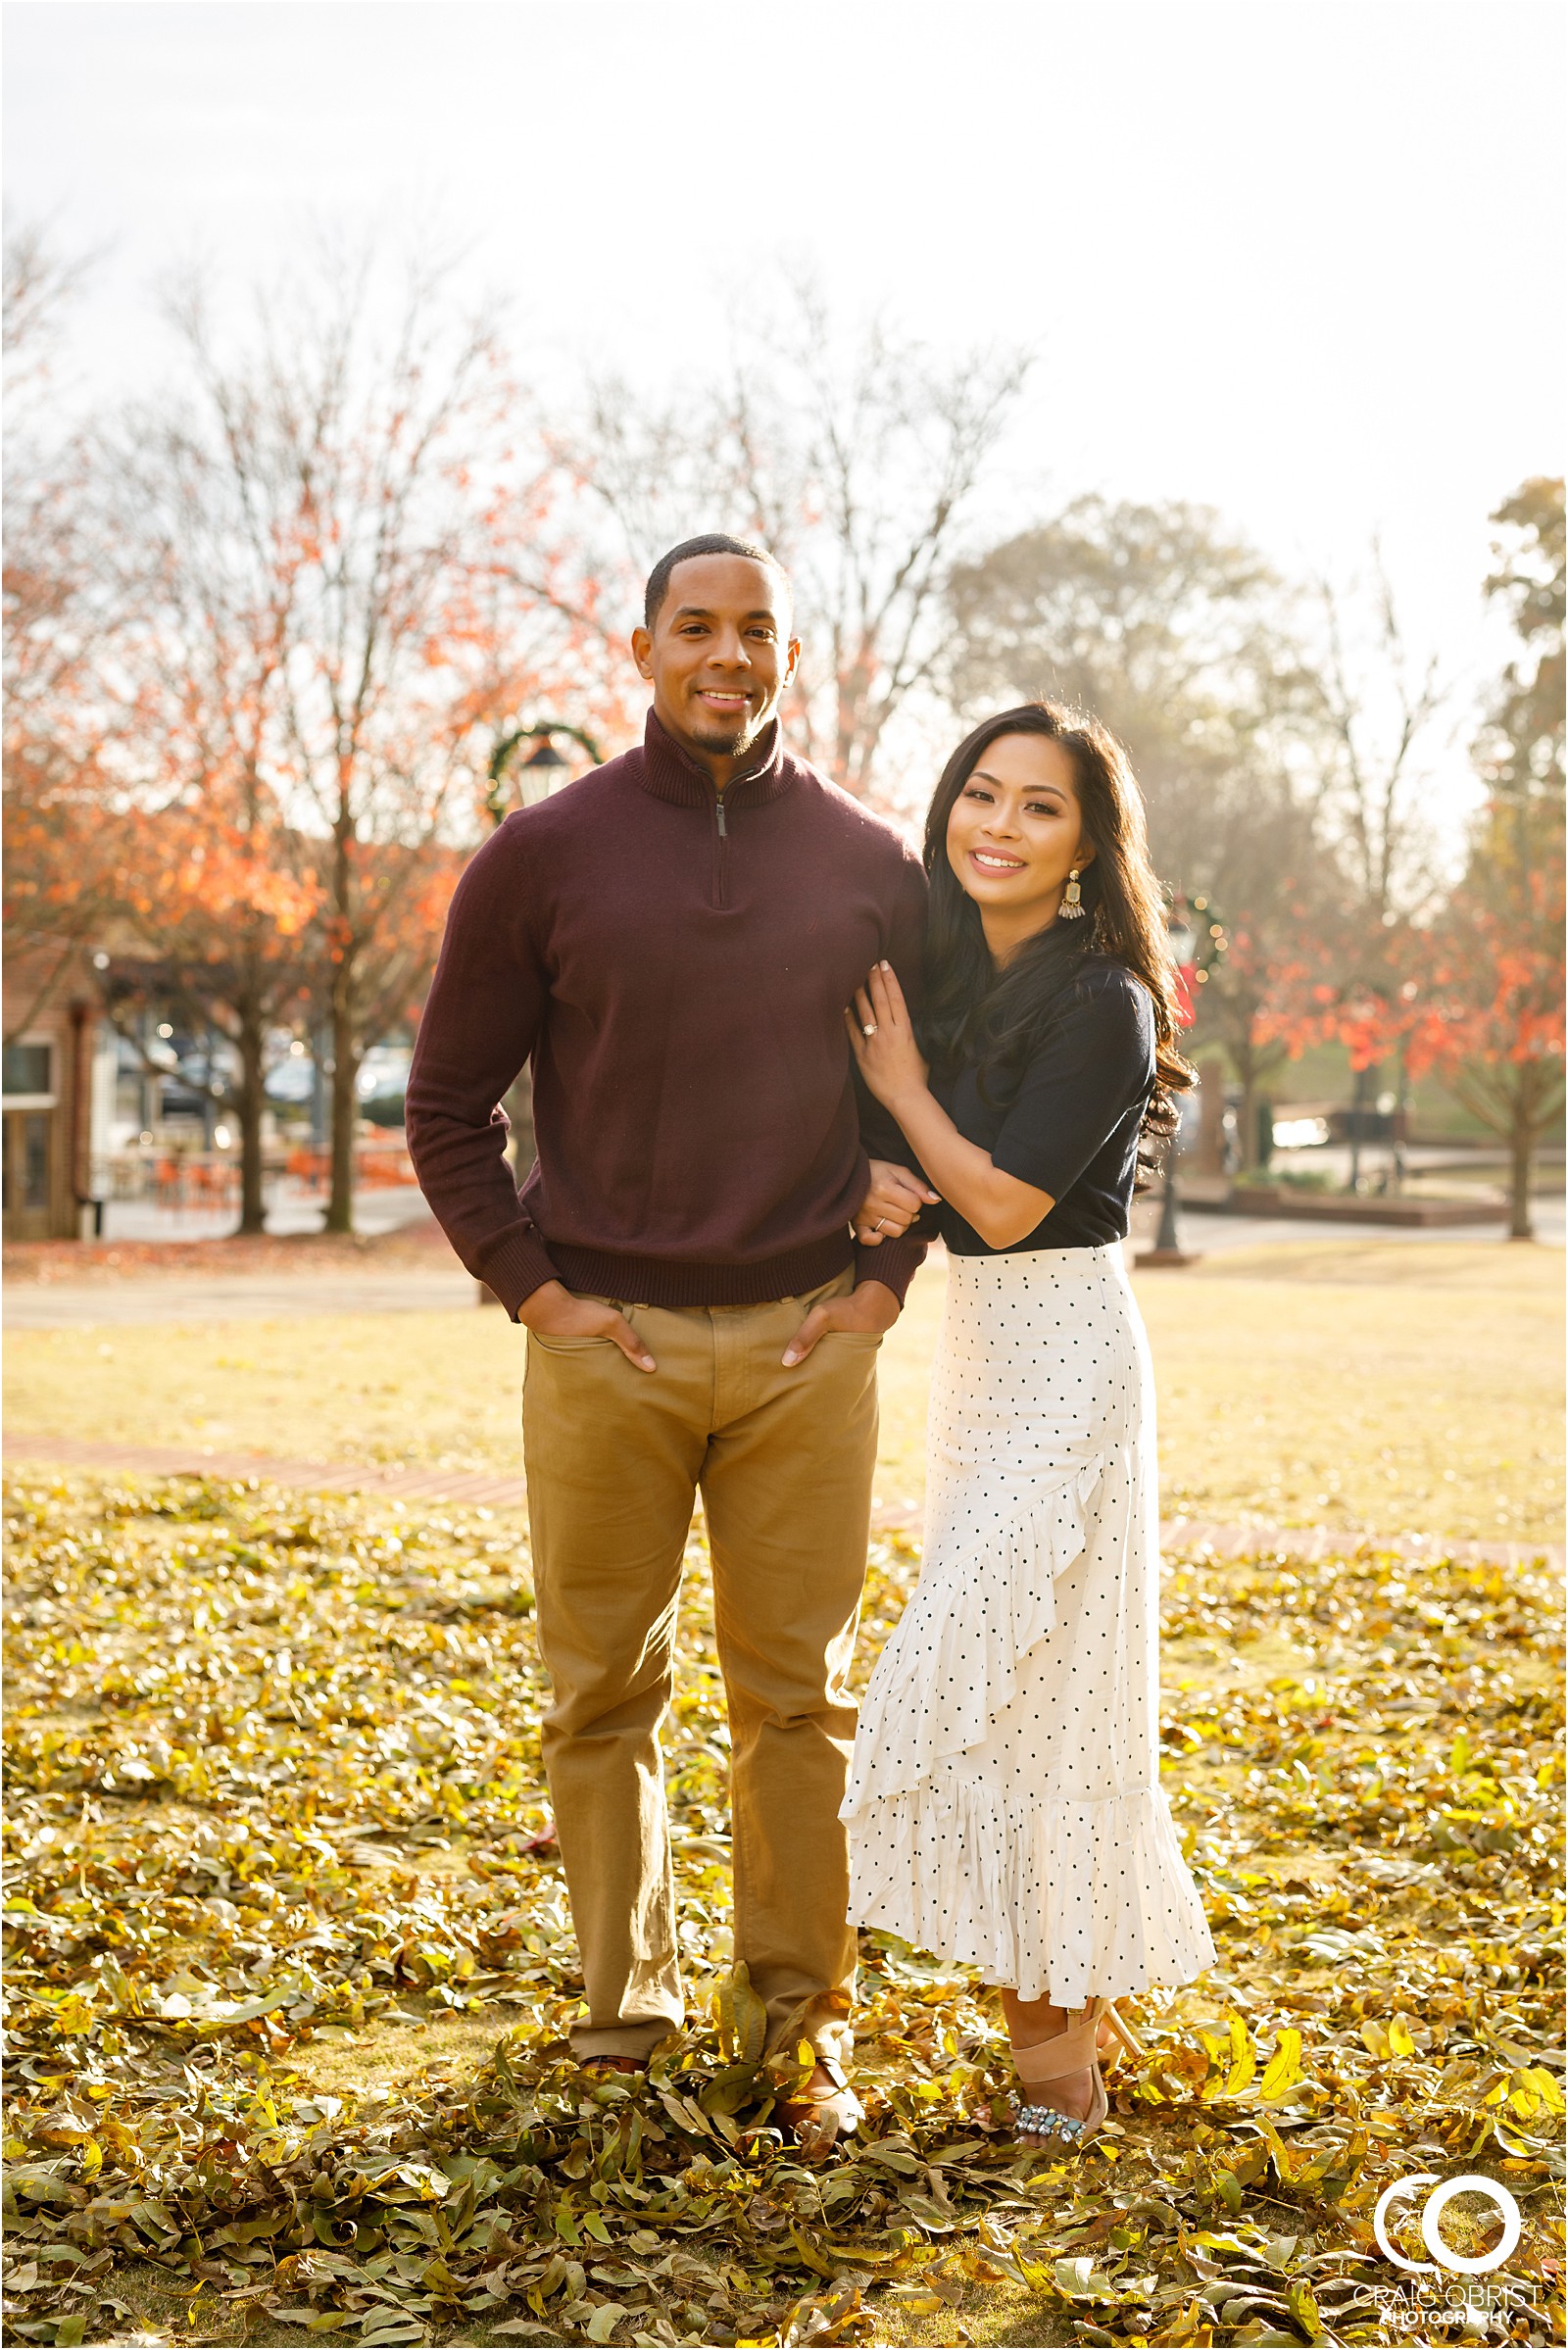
[{"x1": 406, "y1": 533, "x2": 1213, "y2": 2164}]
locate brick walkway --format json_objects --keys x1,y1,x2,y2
[
  {"x1": 3, "y1": 1431, "x2": 1557, "y2": 1571},
  {"x1": 1, "y1": 1433, "x2": 526, "y2": 1510}
]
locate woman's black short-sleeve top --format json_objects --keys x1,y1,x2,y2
[{"x1": 930, "y1": 957, "x2": 1155, "y2": 1255}]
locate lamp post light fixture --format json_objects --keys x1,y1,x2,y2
[
  {"x1": 485, "y1": 719, "x2": 604, "y2": 826},
  {"x1": 518, "y1": 738, "x2": 568, "y2": 803}
]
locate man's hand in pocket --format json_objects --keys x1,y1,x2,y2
[
  {"x1": 518, "y1": 1281, "x2": 656, "y2": 1371},
  {"x1": 782, "y1": 1279, "x2": 900, "y2": 1367}
]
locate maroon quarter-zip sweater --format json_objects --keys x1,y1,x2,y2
[{"x1": 405, "y1": 711, "x2": 929, "y2": 1319}]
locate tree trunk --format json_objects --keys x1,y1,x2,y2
[
  {"x1": 1509, "y1": 1097, "x2": 1536, "y2": 1242},
  {"x1": 235, "y1": 1001, "x2": 268, "y2": 1237},
  {"x1": 1193, "y1": 1056, "x2": 1228, "y2": 1176},
  {"x1": 325, "y1": 955, "x2": 358, "y2": 1234},
  {"x1": 1237, "y1": 1071, "x2": 1257, "y2": 1171}
]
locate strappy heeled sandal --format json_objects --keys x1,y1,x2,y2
[
  {"x1": 1011, "y1": 1998, "x2": 1144, "y2": 2151},
  {"x1": 776, "y1": 2056, "x2": 864, "y2": 2165}
]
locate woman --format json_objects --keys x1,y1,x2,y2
[{"x1": 841, "y1": 702, "x2": 1214, "y2": 2153}]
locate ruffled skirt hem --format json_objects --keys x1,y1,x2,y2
[{"x1": 848, "y1": 1775, "x2": 1215, "y2": 2006}]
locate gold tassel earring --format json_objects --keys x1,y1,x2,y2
[{"x1": 1059, "y1": 867, "x2": 1085, "y2": 919}]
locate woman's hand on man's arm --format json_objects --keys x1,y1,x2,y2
[
  {"x1": 846, "y1": 963, "x2": 930, "y2": 1114},
  {"x1": 847, "y1": 962, "x2": 1054, "y2": 1249},
  {"x1": 855, "y1": 1157, "x2": 940, "y2": 1245}
]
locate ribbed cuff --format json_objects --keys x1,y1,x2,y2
[
  {"x1": 853, "y1": 1230, "x2": 927, "y2": 1305},
  {"x1": 478, "y1": 1227, "x2": 561, "y2": 1319}
]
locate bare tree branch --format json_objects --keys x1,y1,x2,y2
[{"x1": 559, "y1": 280, "x2": 1032, "y2": 801}]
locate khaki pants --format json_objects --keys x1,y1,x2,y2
[{"x1": 522, "y1": 1270, "x2": 879, "y2": 2065}]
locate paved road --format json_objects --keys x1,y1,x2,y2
[
  {"x1": 3, "y1": 1270, "x2": 479, "y2": 1328},
  {"x1": 92, "y1": 1181, "x2": 434, "y2": 1245},
  {"x1": 1167, "y1": 1197, "x2": 1565, "y2": 1252}
]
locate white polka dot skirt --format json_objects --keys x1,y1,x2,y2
[{"x1": 843, "y1": 1243, "x2": 1215, "y2": 2005}]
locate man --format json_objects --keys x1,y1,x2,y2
[{"x1": 406, "y1": 534, "x2": 931, "y2": 2157}]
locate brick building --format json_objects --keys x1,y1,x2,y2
[{"x1": 2, "y1": 952, "x2": 108, "y2": 1241}]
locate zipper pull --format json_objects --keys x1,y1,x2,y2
[{"x1": 715, "y1": 797, "x2": 727, "y2": 838}]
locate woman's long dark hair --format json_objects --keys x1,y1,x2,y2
[{"x1": 920, "y1": 702, "x2": 1194, "y2": 1174}]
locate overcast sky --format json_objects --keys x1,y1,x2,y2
[{"x1": 5, "y1": 0, "x2": 1562, "y2": 808}]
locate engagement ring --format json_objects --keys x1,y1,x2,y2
[{"x1": 862, "y1": 1023, "x2": 877, "y2": 1037}]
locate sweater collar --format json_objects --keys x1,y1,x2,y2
[{"x1": 639, "y1": 709, "x2": 798, "y2": 809}]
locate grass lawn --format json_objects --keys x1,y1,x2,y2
[
  {"x1": 6, "y1": 1241, "x2": 1561, "y2": 1544},
  {"x1": 1132, "y1": 1241, "x2": 1562, "y2": 1548},
  {"x1": 3, "y1": 1472, "x2": 1561, "y2": 2347}
]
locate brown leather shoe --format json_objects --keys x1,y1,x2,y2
[{"x1": 775, "y1": 2058, "x2": 863, "y2": 2164}]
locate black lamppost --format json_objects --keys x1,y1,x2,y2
[{"x1": 1150, "y1": 1132, "x2": 1191, "y2": 1260}]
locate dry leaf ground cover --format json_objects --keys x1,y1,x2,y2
[
  {"x1": 4, "y1": 1243, "x2": 1562, "y2": 1543},
  {"x1": 3, "y1": 1464, "x2": 1563, "y2": 2350}
]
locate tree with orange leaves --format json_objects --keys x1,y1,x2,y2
[
  {"x1": 1206, "y1": 862, "x2": 1347, "y2": 1169},
  {"x1": 97, "y1": 809, "x2": 322, "y2": 1236},
  {"x1": 1405, "y1": 861, "x2": 1563, "y2": 1239},
  {"x1": 1224, "y1": 554, "x2": 1455, "y2": 1190},
  {"x1": 93, "y1": 351, "x2": 327, "y2": 1232},
  {"x1": 2, "y1": 224, "x2": 124, "y2": 1046},
  {"x1": 105, "y1": 247, "x2": 616, "y2": 1233},
  {"x1": 1255, "y1": 489, "x2": 1564, "y2": 1229},
  {"x1": 1407, "y1": 480, "x2": 1565, "y2": 1239}
]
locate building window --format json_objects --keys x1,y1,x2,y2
[{"x1": 2, "y1": 1041, "x2": 53, "y2": 1100}]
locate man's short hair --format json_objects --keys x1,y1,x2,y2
[{"x1": 644, "y1": 533, "x2": 793, "y2": 632}]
